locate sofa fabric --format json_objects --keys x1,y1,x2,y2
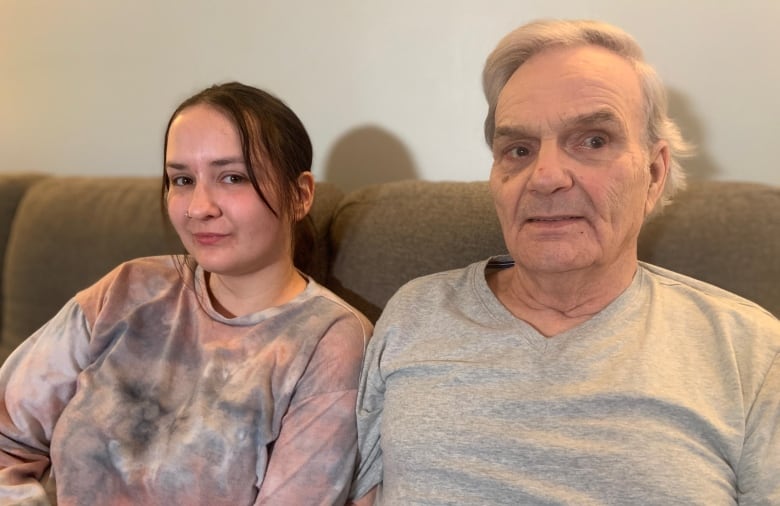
[
  {"x1": 1, "y1": 174, "x2": 778, "y2": 363},
  {"x1": 328, "y1": 180, "x2": 508, "y2": 322},
  {"x1": 638, "y1": 180, "x2": 780, "y2": 316},
  {"x1": 0, "y1": 173, "x2": 50, "y2": 359}
]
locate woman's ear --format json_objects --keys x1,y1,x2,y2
[{"x1": 294, "y1": 171, "x2": 315, "y2": 221}]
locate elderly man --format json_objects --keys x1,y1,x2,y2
[{"x1": 350, "y1": 19, "x2": 780, "y2": 505}]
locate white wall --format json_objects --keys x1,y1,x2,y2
[{"x1": 1, "y1": 0, "x2": 778, "y2": 191}]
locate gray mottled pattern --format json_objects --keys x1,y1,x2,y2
[{"x1": 0, "y1": 256, "x2": 371, "y2": 505}]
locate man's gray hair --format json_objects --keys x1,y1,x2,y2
[{"x1": 483, "y1": 19, "x2": 693, "y2": 210}]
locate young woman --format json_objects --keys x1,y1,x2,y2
[{"x1": 0, "y1": 82, "x2": 371, "y2": 505}]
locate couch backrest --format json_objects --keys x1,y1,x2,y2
[
  {"x1": 0, "y1": 174, "x2": 49, "y2": 358},
  {"x1": 328, "y1": 179, "x2": 780, "y2": 322},
  {"x1": 2, "y1": 175, "x2": 778, "y2": 363},
  {"x1": 637, "y1": 180, "x2": 780, "y2": 316},
  {"x1": 328, "y1": 180, "x2": 507, "y2": 322},
  {"x1": 0, "y1": 177, "x2": 343, "y2": 361}
]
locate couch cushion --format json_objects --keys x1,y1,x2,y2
[
  {"x1": 306, "y1": 181, "x2": 344, "y2": 283},
  {"x1": 1, "y1": 177, "x2": 182, "y2": 360},
  {"x1": 0, "y1": 174, "x2": 49, "y2": 355},
  {"x1": 1, "y1": 177, "x2": 342, "y2": 362},
  {"x1": 638, "y1": 180, "x2": 780, "y2": 317},
  {"x1": 328, "y1": 180, "x2": 507, "y2": 322}
]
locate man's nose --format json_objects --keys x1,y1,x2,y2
[{"x1": 526, "y1": 142, "x2": 573, "y2": 195}]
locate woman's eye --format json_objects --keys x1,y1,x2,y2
[
  {"x1": 583, "y1": 135, "x2": 607, "y2": 149},
  {"x1": 170, "y1": 176, "x2": 193, "y2": 186},
  {"x1": 223, "y1": 174, "x2": 247, "y2": 184}
]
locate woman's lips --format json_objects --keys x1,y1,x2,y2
[{"x1": 192, "y1": 233, "x2": 227, "y2": 245}]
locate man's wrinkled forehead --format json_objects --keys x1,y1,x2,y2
[
  {"x1": 494, "y1": 45, "x2": 645, "y2": 138},
  {"x1": 493, "y1": 109, "x2": 625, "y2": 143}
]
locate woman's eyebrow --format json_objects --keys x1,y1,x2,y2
[
  {"x1": 165, "y1": 162, "x2": 187, "y2": 171},
  {"x1": 210, "y1": 156, "x2": 245, "y2": 167},
  {"x1": 164, "y1": 157, "x2": 245, "y2": 171}
]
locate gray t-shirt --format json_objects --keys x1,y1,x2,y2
[{"x1": 353, "y1": 256, "x2": 780, "y2": 505}]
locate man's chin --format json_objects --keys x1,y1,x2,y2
[{"x1": 513, "y1": 252, "x2": 595, "y2": 275}]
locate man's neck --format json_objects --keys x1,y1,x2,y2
[{"x1": 486, "y1": 259, "x2": 638, "y2": 337}]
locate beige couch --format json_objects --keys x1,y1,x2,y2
[{"x1": 1, "y1": 173, "x2": 779, "y2": 363}]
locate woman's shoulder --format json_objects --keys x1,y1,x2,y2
[
  {"x1": 74, "y1": 255, "x2": 187, "y2": 318},
  {"x1": 304, "y1": 279, "x2": 373, "y2": 344},
  {"x1": 82, "y1": 255, "x2": 181, "y2": 283},
  {"x1": 109, "y1": 255, "x2": 183, "y2": 279}
]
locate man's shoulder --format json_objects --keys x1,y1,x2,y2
[
  {"x1": 390, "y1": 258, "x2": 491, "y2": 304},
  {"x1": 640, "y1": 262, "x2": 778, "y2": 323}
]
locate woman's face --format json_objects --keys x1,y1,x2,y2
[{"x1": 164, "y1": 104, "x2": 294, "y2": 278}]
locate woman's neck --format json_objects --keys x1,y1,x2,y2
[{"x1": 205, "y1": 263, "x2": 307, "y2": 318}]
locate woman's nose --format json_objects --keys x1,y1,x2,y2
[{"x1": 186, "y1": 183, "x2": 221, "y2": 220}]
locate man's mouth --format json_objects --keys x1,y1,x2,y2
[{"x1": 527, "y1": 216, "x2": 581, "y2": 222}]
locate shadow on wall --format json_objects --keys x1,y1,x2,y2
[
  {"x1": 666, "y1": 88, "x2": 721, "y2": 181},
  {"x1": 322, "y1": 125, "x2": 419, "y2": 192}
]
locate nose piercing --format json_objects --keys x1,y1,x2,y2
[{"x1": 185, "y1": 211, "x2": 192, "y2": 219}]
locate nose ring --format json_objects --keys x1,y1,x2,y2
[{"x1": 185, "y1": 211, "x2": 192, "y2": 219}]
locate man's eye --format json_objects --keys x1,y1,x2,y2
[
  {"x1": 583, "y1": 135, "x2": 607, "y2": 149},
  {"x1": 510, "y1": 146, "x2": 530, "y2": 158}
]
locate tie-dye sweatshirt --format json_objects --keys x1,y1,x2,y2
[{"x1": 0, "y1": 255, "x2": 372, "y2": 505}]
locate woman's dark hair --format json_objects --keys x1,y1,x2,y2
[{"x1": 161, "y1": 82, "x2": 316, "y2": 273}]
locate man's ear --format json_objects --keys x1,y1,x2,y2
[
  {"x1": 294, "y1": 171, "x2": 315, "y2": 221},
  {"x1": 645, "y1": 141, "x2": 670, "y2": 216}
]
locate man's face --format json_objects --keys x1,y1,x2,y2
[{"x1": 489, "y1": 45, "x2": 668, "y2": 277}]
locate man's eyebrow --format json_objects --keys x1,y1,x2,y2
[
  {"x1": 493, "y1": 110, "x2": 623, "y2": 141},
  {"x1": 493, "y1": 125, "x2": 534, "y2": 142},
  {"x1": 564, "y1": 110, "x2": 623, "y2": 129}
]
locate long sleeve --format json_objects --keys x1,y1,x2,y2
[
  {"x1": 0, "y1": 299, "x2": 91, "y2": 504},
  {"x1": 350, "y1": 319, "x2": 388, "y2": 502},
  {"x1": 737, "y1": 352, "x2": 780, "y2": 504},
  {"x1": 255, "y1": 315, "x2": 368, "y2": 505}
]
